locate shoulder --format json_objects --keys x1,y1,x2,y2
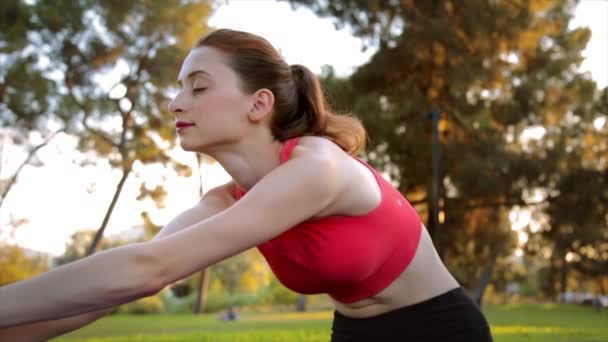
[
  {"x1": 200, "y1": 180, "x2": 237, "y2": 209},
  {"x1": 290, "y1": 136, "x2": 380, "y2": 219},
  {"x1": 286, "y1": 136, "x2": 345, "y2": 190},
  {"x1": 289, "y1": 135, "x2": 347, "y2": 162}
]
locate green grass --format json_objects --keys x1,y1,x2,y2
[
  {"x1": 57, "y1": 312, "x2": 332, "y2": 342},
  {"x1": 485, "y1": 303, "x2": 608, "y2": 342},
  {"x1": 56, "y1": 304, "x2": 608, "y2": 341}
]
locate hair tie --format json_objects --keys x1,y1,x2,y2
[{"x1": 290, "y1": 64, "x2": 303, "y2": 79}]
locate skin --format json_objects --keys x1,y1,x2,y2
[{"x1": 0, "y1": 46, "x2": 458, "y2": 340}]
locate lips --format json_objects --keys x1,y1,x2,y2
[{"x1": 176, "y1": 121, "x2": 195, "y2": 128}]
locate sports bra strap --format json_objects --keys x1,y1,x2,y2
[{"x1": 279, "y1": 137, "x2": 301, "y2": 164}]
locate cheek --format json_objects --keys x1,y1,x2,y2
[{"x1": 204, "y1": 88, "x2": 250, "y2": 119}]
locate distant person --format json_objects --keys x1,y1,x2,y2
[
  {"x1": 220, "y1": 306, "x2": 239, "y2": 321},
  {"x1": 593, "y1": 295, "x2": 604, "y2": 313},
  {"x1": 0, "y1": 29, "x2": 493, "y2": 341}
]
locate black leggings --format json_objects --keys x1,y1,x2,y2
[{"x1": 331, "y1": 287, "x2": 493, "y2": 342}]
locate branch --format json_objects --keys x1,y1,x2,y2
[
  {"x1": 0, "y1": 82, "x2": 5, "y2": 102},
  {"x1": 405, "y1": 193, "x2": 548, "y2": 209},
  {"x1": 116, "y1": 52, "x2": 151, "y2": 158},
  {"x1": 447, "y1": 197, "x2": 548, "y2": 210},
  {"x1": 0, "y1": 129, "x2": 64, "y2": 208},
  {"x1": 64, "y1": 61, "x2": 118, "y2": 149},
  {"x1": 66, "y1": 86, "x2": 118, "y2": 149},
  {"x1": 408, "y1": 197, "x2": 428, "y2": 205}
]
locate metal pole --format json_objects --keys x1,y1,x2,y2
[{"x1": 430, "y1": 108, "x2": 442, "y2": 259}]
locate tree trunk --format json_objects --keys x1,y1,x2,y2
[
  {"x1": 296, "y1": 294, "x2": 307, "y2": 312},
  {"x1": 193, "y1": 268, "x2": 210, "y2": 314},
  {"x1": 599, "y1": 277, "x2": 606, "y2": 295},
  {"x1": 471, "y1": 253, "x2": 498, "y2": 307},
  {"x1": 87, "y1": 167, "x2": 131, "y2": 256},
  {"x1": 426, "y1": 192, "x2": 436, "y2": 240},
  {"x1": 560, "y1": 257, "x2": 568, "y2": 295},
  {"x1": 426, "y1": 191, "x2": 445, "y2": 260},
  {"x1": 193, "y1": 153, "x2": 212, "y2": 315}
]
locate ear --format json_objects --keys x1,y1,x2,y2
[{"x1": 247, "y1": 88, "x2": 275, "y2": 122}]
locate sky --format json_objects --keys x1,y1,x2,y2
[
  {"x1": 570, "y1": 0, "x2": 608, "y2": 89},
  {"x1": 1, "y1": 0, "x2": 607, "y2": 256}
]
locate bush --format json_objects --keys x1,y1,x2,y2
[
  {"x1": 163, "y1": 291, "x2": 261, "y2": 314},
  {"x1": 117, "y1": 295, "x2": 164, "y2": 314},
  {"x1": 258, "y1": 278, "x2": 298, "y2": 305},
  {"x1": 170, "y1": 282, "x2": 192, "y2": 298}
]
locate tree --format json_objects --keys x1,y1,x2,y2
[
  {"x1": 53, "y1": 230, "x2": 108, "y2": 266},
  {"x1": 53, "y1": 229, "x2": 129, "y2": 266},
  {"x1": 15, "y1": 0, "x2": 213, "y2": 255},
  {"x1": 2, "y1": 1, "x2": 214, "y2": 255},
  {"x1": 524, "y1": 87, "x2": 608, "y2": 298},
  {"x1": 292, "y1": 0, "x2": 598, "y2": 305},
  {"x1": 0, "y1": 1, "x2": 64, "y2": 214}
]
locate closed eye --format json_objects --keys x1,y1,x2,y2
[{"x1": 193, "y1": 88, "x2": 207, "y2": 94}]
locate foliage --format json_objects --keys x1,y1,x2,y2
[
  {"x1": 258, "y1": 277, "x2": 299, "y2": 306},
  {"x1": 115, "y1": 296, "x2": 165, "y2": 315},
  {"x1": 163, "y1": 290, "x2": 260, "y2": 314},
  {"x1": 0, "y1": 243, "x2": 48, "y2": 286},
  {"x1": 0, "y1": 0, "x2": 214, "y2": 254},
  {"x1": 210, "y1": 249, "x2": 271, "y2": 295},
  {"x1": 53, "y1": 230, "x2": 124, "y2": 266},
  {"x1": 523, "y1": 87, "x2": 608, "y2": 297}
]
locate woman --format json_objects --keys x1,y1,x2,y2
[{"x1": 0, "y1": 29, "x2": 493, "y2": 341}]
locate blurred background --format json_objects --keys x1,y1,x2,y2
[{"x1": 1, "y1": 0, "x2": 607, "y2": 317}]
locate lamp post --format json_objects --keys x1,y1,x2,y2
[{"x1": 427, "y1": 108, "x2": 442, "y2": 259}]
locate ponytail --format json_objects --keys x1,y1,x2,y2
[{"x1": 272, "y1": 64, "x2": 367, "y2": 156}]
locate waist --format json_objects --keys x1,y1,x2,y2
[{"x1": 331, "y1": 287, "x2": 493, "y2": 341}]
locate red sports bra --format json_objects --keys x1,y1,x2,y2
[{"x1": 234, "y1": 137, "x2": 423, "y2": 303}]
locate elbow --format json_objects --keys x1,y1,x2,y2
[
  {"x1": 111, "y1": 243, "x2": 166, "y2": 300},
  {"x1": 133, "y1": 243, "x2": 167, "y2": 297}
]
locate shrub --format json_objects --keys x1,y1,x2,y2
[{"x1": 117, "y1": 295, "x2": 164, "y2": 314}]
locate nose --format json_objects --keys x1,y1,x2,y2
[{"x1": 168, "y1": 92, "x2": 184, "y2": 116}]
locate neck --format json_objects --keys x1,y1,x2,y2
[{"x1": 203, "y1": 133, "x2": 284, "y2": 191}]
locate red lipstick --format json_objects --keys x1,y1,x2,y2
[{"x1": 176, "y1": 121, "x2": 195, "y2": 131}]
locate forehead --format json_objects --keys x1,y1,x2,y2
[{"x1": 177, "y1": 46, "x2": 231, "y2": 84}]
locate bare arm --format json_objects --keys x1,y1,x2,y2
[
  {"x1": 0, "y1": 308, "x2": 113, "y2": 342},
  {"x1": 0, "y1": 182, "x2": 234, "y2": 335},
  {"x1": 153, "y1": 181, "x2": 235, "y2": 240},
  {"x1": 147, "y1": 153, "x2": 341, "y2": 287},
  {"x1": 0, "y1": 150, "x2": 342, "y2": 327}
]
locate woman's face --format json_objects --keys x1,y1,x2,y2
[{"x1": 169, "y1": 46, "x2": 253, "y2": 152}]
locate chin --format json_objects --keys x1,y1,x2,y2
[
  {"x1": 179, "y1": 139, "x2": 217, "y2": 154},
  {"x1": 178, "y1": 139, "x2": 201, "y2": 152},
  {"x1": 179, "y1": 134, "x2": 239, "y2": 154}
]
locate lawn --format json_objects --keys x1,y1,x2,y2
[{"x1": 56, "y1": 304, "x2": 608, "y2": 341}]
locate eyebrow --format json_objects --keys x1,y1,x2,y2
[{"x1": 177, "y1": 70, "x2": 211, "y2": 87}]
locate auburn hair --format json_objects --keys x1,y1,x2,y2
[{"x1": 195, "y1": 29, "x2": 366, "y2": 155}]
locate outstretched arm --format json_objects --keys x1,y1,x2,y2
[
  {"x1": 0, "y1": 308, "x2": 113, "y2": 342},
  {"x1": 0, "y1": 182, "x2": 234, "y2": 336},
  {"x1": 0, "y1": 152, "x2": 341, "y2": 327}
]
